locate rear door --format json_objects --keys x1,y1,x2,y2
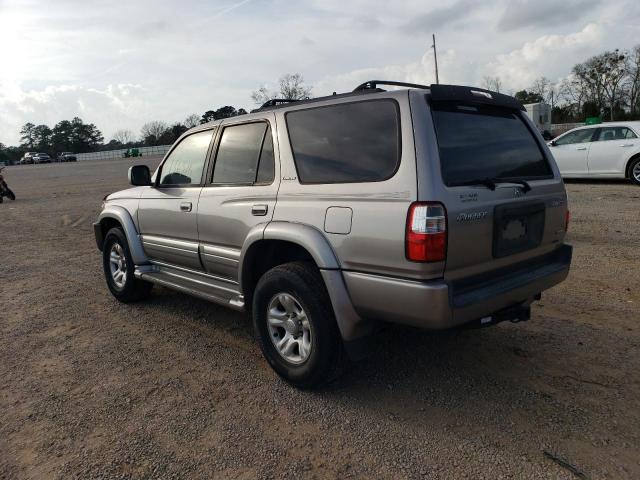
[
  {"x1": 549, "y1": 128, "x2": 597, "y2": 176},
  {"x1": 137, "y1": 129, "x2": 214, "y2": 270},
  {"x1": 422, "y1": 96, "x2": 568, "y2": 279},
  {"x1": 587, "y1": 125, "x2": 638, "y2": 175},
  {"x1": 196, "y1": 115, "x2": 279, "y2": 281}
]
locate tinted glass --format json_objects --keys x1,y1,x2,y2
[
  {"x1": 596, "y1": 126, "x2": 638, "y2": 141},
  {"x1": 256, "y1": 126, "x2": 275, "y2": 184},
  {"x1": 213, "y1": 123, "x2": 267, "y2": 184},
  {"x1": 431, "y1": 102, "x2": 552, "y2": 185},
  {"x1": 555, "y1": 129, "x2": 595, "y2": 145},
  {"x1": 286, "y1": 100, "x2": 400, "y2": 183},
  {"x1": 160, "y1": 130, "x2": 213, "y2": 185}
]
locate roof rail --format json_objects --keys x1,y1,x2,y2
[
  {"x1": 251, "y1": 98, "x2": 300, "y2": 112},
  {"x1": 353, "y1": 80, "x2": 430, "y2": 92}
]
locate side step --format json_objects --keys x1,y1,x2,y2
[{"x1": 135, "y1": 262, "x2": 245, "y2": 311}]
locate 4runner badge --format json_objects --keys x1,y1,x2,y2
[{"x1": 456, "y1": 211, "x2": 488, "y2": 222}]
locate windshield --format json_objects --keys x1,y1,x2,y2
[{"x1": 430, "y1": 101, "x2": 553, "y2": 186}]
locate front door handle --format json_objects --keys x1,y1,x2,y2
[
  {"x1": 620, "y1": 144, "x2": 634, "y2": 147},
  {"x1": 575, "y1": 146, "x2": 587, "y2": 150},
  {"x1": 251, "y1": 204, "x2": 268, "y2": 216},
  {"x1": 180, "y1": 202, "x2": 192, "y2": 212}
]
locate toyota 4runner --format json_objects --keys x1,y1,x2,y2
[{"x1": 94, "y1": 81, "x2": 572, "y2": 388}]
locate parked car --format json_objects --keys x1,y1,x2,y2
[
  {"x1": 548, "y1": 121, "x2": 640, "y2": 185},
  {"x1": 32, "y1": 153, "x2": 51, "y2": 164},
  {"x1": 57, "y1": 152, "x2": 77, "y2": 162},
  {"x1": 19, "y1": 152, "x2": 36, "y2": 164},
  {"x1": 94, "y1": 81, "x2": 572, "y2": 387}
]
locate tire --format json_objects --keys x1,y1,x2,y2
[
  {"x1": 252, "y1": 261, "x2": 346, "y2": 388},
  {"x1": 102, "y1": 227, "x2": 153, "y2": 302},
  {"x1": 629, "y1": 157, "x2": 640, "y2": 186},
  {"x1": 6, "y1": 188, "x2": 15, "y2": 201}
]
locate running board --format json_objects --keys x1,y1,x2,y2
[{"x1": 134, "y1": 262, "x2": 245, "y2": 311}]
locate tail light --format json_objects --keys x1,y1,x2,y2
[
  {"x1": 565, "y1": 209, "x2": 571, "y2": 232},
  {"x1": 406, "y1": 202, "x2": 447, "y2": 262}
]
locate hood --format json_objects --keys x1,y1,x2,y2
[{"x1": 105, "y1": 187, "x2": 145, "y2": 202}]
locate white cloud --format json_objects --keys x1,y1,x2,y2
[
  {"x1": 0, "y1": 84, "x2": 153, "y2": 143},
  {"x1": 486, "y1": 23, "x2": 605, "y2": 90}
]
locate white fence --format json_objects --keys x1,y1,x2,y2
[
  {"x1": 77, "y1": 145, "x2": 171, "y2": 161},
  {"x1": 550, "y1": 122, "x2": 584, "y2": 135}
]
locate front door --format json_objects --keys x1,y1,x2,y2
[
  {"x1": 197, "y1": 116, "x2": 279, "y2": 281},
  {"x1": 138, "y1": 128, "x2": 215, "y2": 270},
  {"x1": 550, "y1": 128, "x2": 597, "y2": 176}
]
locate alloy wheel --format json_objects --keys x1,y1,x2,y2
[
  {"x1": 267, "y1": 293, "x2": 313, "y2": 364},
  {"x1": 109, "y1": 242, "x2": 127, "y2": 289}
]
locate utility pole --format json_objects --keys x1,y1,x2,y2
[{"x1": 432, "y1": 33, "x2": 439, "y2": 84}]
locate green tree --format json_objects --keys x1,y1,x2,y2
[
  {"x1": 514, "y1": 90, "x2": 544, "y2": 104},
  {"x1": 51, "y1": 120, "x2": 74, "y2": 153},
  {"x1": 200, "y1": 106, "x2": 247, "y2": 124},
  {"x1": 19, "y1": 122, "x2": 36, "y2": 149},
  {"x1": 33, "y1": 124, "x2": 53, "y2": 152},
  {"x1": 69, "y1": 117, "x2": 104, "y2": 152}
]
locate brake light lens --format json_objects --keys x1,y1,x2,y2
[
  {"x1": 565, "y1": 209, "x2": 570, "y2": 232},
  {"x1": 406, "y1": 202, "x2": 447, "y2": 262}
]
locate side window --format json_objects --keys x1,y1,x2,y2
[
  {"x1": 286, "y1": 100, "x2": 400, "y2": 184},
  {"x1": 554, "y1": 129, "x2": 595, "y2": 146},
  {"x1": 256, "y1": 127, "x2": 275, "y2": 184},
  {"x1": 213, "y1": 122, "x2": 274, "y2": 185},
  {"x1": 595, "y1": 126, "x2": 638, "y2": 141},
  {"x1": 159, "y1": 130, "x2": 213, "y2": 186}
]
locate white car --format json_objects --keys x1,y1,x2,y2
[{"x1": 548, "y1": 121, "x2": 640, "y2": 185}]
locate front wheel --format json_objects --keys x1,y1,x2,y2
[
  {"x1": 102, "y1": 227, "x2": 153, "y2": 302},
  {"x1": 252, "y1": 261, "x2": 346, "y2": 388},
  {"x1": 6, "y1": 188, "x2": 15, "y2": 200},
  {"x1": 629, "y1": 157, "x2": 640, "y2": 186}
]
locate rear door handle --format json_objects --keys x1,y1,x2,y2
[
  {"x1": 180, "y1": 202, "x2": 192, "y2": 212},
  {"x1": 575, "y1": 146, "x2": 587, "y2": 150},
  {"x1": 251, "y1": 204, "x2": 268, "y2": 216},
  {"x1": 620, "y1": 144, "x2": 634, "y2": 147}
]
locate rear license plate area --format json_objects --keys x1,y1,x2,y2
[{"x1": 493, "y1": 201, "x2": 545, "y2": 258}]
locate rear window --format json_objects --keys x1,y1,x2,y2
[
  {"x1": 430, "y1": 102, "x2": 552, "y2": 186},
  {"x1": 286, "y1": 100, "x2": 400, "y2": 184}
]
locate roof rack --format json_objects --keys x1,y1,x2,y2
[
  {"x1": 352, "y1": 80, "x2": 430, "y2": 92},
  {"x1": 251, "y1": 98, "x2": 300, "y2": 113},
  {"x1": 250, "y1": 81, "x2": 428, "y2": 113}
]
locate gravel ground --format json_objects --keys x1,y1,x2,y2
[{"x1": 0, "y1": 158, "x2": 639, "y2": 480}]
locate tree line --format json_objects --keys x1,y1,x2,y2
[{"x1": 482, "y1": 45, "x2": 640, "y2": 124}]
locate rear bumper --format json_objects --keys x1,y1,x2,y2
[{"x1": 342, "y1": 244, "x2": 572, "y2": 329}]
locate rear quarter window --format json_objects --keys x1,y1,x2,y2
[{"x1": 286, "y1": 99, "x2": 401, "y2": 184}]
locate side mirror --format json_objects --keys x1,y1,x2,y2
[
  {"x1": 548, "y1": 140, "x2": 557, "y2": 147},
  {"x1": 128, "y1": 165, "x2": 152, "y2": 186}
]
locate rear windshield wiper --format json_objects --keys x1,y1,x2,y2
[{"x1": 451, "y1": 178, "x2": 531, "y2": 192}]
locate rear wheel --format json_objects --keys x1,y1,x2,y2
[
  {"x1": 102, "y1": 227, "x2": 153, "y2": 302},
  {"x1": 629, "y1": 157, "x2": 640, "y2": 186},
  {"x1": 253, "y1": 261, "x2": 346, "y2": 388}
]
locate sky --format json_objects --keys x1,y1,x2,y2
[{"x1": 1, "y1": 0, "x2": 639, "y2": 145}]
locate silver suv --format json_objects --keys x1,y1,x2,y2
[{"x1": 94, "y1": 81, "x2": 572, "y2": 387}]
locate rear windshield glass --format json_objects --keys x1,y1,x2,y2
[{"x1": 430, "y1": 101, "x2": 552, "y2": 186}]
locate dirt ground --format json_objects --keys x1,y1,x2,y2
[{"x1": 0, "y1": 158, "x2": 639, "y2": 480}]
